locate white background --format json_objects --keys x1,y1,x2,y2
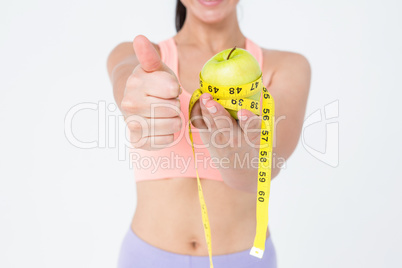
[{"x1": 1, "y1": 0, "x2": 401, "y2": 267}]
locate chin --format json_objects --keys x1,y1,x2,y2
[
  {"x1": 183, "y1": 0, "x2": 239, "y2": 23},
  {"x1": 198, "y1": 10, "x2": 229, "y2": 24}
]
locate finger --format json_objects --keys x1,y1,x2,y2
[
  {"x1": 133, "y1": 35, "x2": 163, "y2": 72},
  {"x1": 121, "y1": 96, "x2": 181, "y2": 118},
  {"x1": 201, "y1": 94, "x2": 238, "y2": 146},
  {"x1": 142, "y1": 71, "x2": 181, "y2": 99},
  {"x1": 190, "y1": 99, "x2": 207, "y2": 129},
  {"x1": 199, "y1": 93, "x2": 216, "y2": 131},
  {"x1": 126, "y1": 116, "x2": 182, "y2": 142},
  {"x1": 202, "y1": 94, "x2": 237, "y2": 131},
  {"x1": 237, "y1": 109, "x2": 263, "y2": 144},
  {"x1": 145, "y1": 96, "x2": 181, "y2": 117},
  {"x1": 125, "y1": 68, "x2": 180, "y2": 99}
]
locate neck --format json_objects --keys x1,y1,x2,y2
[{"x1": 174, "y1": 11, "x2": 245, "y2": 54}]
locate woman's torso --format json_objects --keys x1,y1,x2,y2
[
  {"x1": 132, "y1": 178, "x2": 261, "y2": 256},
  {"x1": 131, "y1": 37, "x2": 275, "y2": 256}
]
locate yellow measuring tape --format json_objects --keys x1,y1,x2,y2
[{"x1": 188, "y1": 73, "x2": 275, "y2": 267}]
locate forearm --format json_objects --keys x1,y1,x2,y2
[
  {"x1": 220, "y1": 147, "x2": 282, "y2": 193},
  {"x1": 222, "y1": 54, "x2": 311, "y2": 193}
]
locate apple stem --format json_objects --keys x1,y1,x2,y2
[{"x1": 227, "y1": 46, "x2": 237, "y2": 60}]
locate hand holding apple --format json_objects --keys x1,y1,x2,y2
[{"x1": 189, "y1": 44, "x2": 267, "y2": 152}]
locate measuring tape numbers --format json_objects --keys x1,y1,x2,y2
[{"x1": 188, "y1": 73, "x2": 275, "y2": 267}]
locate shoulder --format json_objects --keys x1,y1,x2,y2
[
  {"x1": 262, "y1": 48, "x2": 311, "y2": 80},
  {"x1": 260, "y1": 48, "x2": 311, "y2": 93}
]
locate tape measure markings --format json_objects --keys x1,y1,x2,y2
[{"x1": 188, "y1": 73, "x2": 275, "y2": 268}]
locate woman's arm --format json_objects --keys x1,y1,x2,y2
[
  {"x1": 266, "y1": 51, "x2": 311, "y2": 166},
  {"x1": 235, "y1": 51, "x2": 311, "y2": 192},
  {"x1": 107, "y1": 42, "x2": 139, "y2": 110},
  {"x1": 195, "y1": 51, "x2": 311, "y2": 193},
  {"x1": 107, "y1": 36, "x2": 181, "y2": 151}
]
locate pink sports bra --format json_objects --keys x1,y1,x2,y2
[{"x1": 130, "y1": 37, "x2": 268, "y2": 182}]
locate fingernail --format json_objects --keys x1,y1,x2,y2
[
  {"x1": 238, "y1": 115, "x2": 247, "y2": 121},
  {"x1": 202, "y1": 97, "x2": 208, "y2": 105},
  {"x1": 207, "y1": 105, "x2": 217, "y2": 114}
]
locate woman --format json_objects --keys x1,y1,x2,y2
[{"x1": 107, "y1": 0, "x2": 310, "y2": 267}]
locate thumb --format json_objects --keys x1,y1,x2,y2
[{"x1": 133, "y1": 35, "x2": 163, "y2": 72}]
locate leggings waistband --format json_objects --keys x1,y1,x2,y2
[{"x1": 118, "y1": 226, "x2": 277, "y2": 268}]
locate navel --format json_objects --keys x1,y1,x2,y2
[{"x1": 190, "y1": 240, "x2": 198, "y2": 250}]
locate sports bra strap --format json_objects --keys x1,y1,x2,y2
[
  {"x1": 245, "y1": 38, "x2": 264, "y2": 71},
  {"x1": 158, "y1": 38, "x2": 178, "y2": 76}
]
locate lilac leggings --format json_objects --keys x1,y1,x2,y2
[{"x1": 117, "y1": 227, "x2": 277, "y2": 268}]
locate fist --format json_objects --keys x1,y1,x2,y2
[{"x1": 121, "y1": 35, "x2": 182, "y2": 150}]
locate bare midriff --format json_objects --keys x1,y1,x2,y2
[{"x1": 131, "y1": 177, "x2": 270, "y2": 256}]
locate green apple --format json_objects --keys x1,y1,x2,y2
[{"x1": 201, "y1": 47, "x2": 262, "y2": 119}]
